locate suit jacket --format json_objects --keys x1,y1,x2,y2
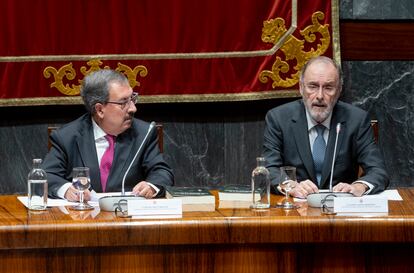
[
  {"x1": 263, "y1": 100, "x2": 389, "y2": 194},
  {"x1": 43, "y1": 114, "x2": 174, "y2": 198}
]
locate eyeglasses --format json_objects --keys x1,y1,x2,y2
[
  {"x1": 106, "y1": 92, "x2": 138, "y2": 110},
  {"x1": 304, "y1": 83, "x2": 338, "y2": 95}
]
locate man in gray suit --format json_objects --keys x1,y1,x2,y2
[
  {"x1": 43, "y1": 69, "x2": 174, "y2": 201},
  {"x1": 263, "y1": 56, "x2": 388, "y2": 198}
]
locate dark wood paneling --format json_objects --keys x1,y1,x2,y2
[
  {"x1": 2, "y1": 244, "x2": 414, "y2": 273},
  {"x1": 340, "y1": 21, "x2": 414, "y2": 60}
]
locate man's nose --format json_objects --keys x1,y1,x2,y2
[
  {"x1": 128, "y1": 102, "x2": 137, "y2": 113},
  {"x1": 315, "y1": 87, "x2": 324, "y2": 100}
]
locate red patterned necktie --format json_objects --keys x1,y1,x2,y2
[{"x1": 100, "y1": 135, "x2": 115, "y2": 192}]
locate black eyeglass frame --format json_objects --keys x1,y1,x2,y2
[{"x1": 105, "y1": 92, "x2": 138, "y2": 109}]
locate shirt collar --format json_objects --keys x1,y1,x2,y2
[
  {"x1": 92, "y1": 118, "x2": 107, "y2": 141},
  {"x1": 305, "y1": 109, "x2": 332, "y2": 131}
]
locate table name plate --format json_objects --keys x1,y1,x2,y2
[
  {"x1": 334, "y1": 197, "x2": 388, "y2": 213},
  {"x1": 127, "y1": 199, "x2": 182, "y2": 218}
]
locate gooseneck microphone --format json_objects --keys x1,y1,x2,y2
[
  {"x1": 329, "y1": 123, "x2": 341, "y2": 192},
  {"x1": 99, "y1": 122, "x2": 156, "y2": 211},
  {"x1": 307, "y1": 122, "x2": 353, "y2": 207},
  {"x1": 121, "y1": 121, "x2": 156, "y2": 195}
]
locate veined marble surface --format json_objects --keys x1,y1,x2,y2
[
  {"x1": 342, "y1": 61, "x2": 414, "y2": 187},
  {"x1": 340, "y1": 0, "x2": 414, "y2": 19}
]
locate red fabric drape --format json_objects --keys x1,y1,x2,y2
[{"x1": 0, "y1": 0, "x2": 336, "y2": 105}]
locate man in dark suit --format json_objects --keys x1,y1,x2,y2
[
  {"x1": 263, "y1": 56, "x2": 389, "y2": 198},
  {"x1": 43, "y1": 69, "x2": 174, "y2": 201}
]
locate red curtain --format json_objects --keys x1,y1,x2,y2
[{"x1": 0, "y1": 0, "x2": 337, "y2": 105}]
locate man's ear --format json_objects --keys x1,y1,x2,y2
[
  {"x1": 95, "y1": 103, "x2": 105, "y2": 119},
  {"x1": 299, "y1": 82, "x2": 304, "y2": 96}
]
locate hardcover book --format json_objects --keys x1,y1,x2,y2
[
  {"x1": 166, "y1": 187, "x2": 216, "y2": 211},
  {"x1": 166, "y1": 187, "x2": 212, "y2": 197},
  {"x1": 218, "y1": 185, "x2": 259, "y2": 202}
]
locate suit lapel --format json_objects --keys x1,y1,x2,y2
[
  {"x1": 76, "y1": 119, "x2": 101, "y2": 191},
  {"x1": 292, "y1": 102, "x2": 316, "y2": 181}
]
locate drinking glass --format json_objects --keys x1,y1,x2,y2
[
  {"x1": 279, "y1": 166, "x2": 298, "y2": 209},
  {"x1": 71, "y1": 167, "x2": 93, "y2": 211}
]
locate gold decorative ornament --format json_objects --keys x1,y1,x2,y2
[
  {"x1": 43, "y1": 63, "x2": 80, "y2": 96},
  {"x1": 259, "y1": 11, "x2": 330, "y2": 88},
  {"x1": 115, "y1": 63, "x2": 148, "y2": 89},
  {"x1": 43, "y1": 60, "x2": 148, "y2": 96}
]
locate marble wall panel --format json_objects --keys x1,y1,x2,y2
[
  {"x1": 0, "y1": 124, "x2": 48, "y2": 194},
  {"x1": 340, "y1": 0, "x2": 354, "y2": 19},
  {"x1": 163, "y1": 121, "x2": 226, "y2": 188},
  {"x1": 342, "y1": 61, "x2": 414, "y2": 187},
  {"x1": 340, "y1": 0, "x2": 414, "y2": 19}
]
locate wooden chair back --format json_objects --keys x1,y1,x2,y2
[
  {"x1": 47, "y1": 126, "x2": 59, "y2": 150},
  {"x1": 155, "y1": 124, "x2": 164, "y2": 153},
  {"x1": 371, "y1": 119, "x2": 378, "y2": 143}
]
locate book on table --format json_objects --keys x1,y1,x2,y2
[
  {"x1": 166, "y1": 186, "x2": 216, "y2": 211},
  {"x1": 218, "y1": 184, "x2": 259, "y2": 202}
]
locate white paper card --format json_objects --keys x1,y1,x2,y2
[
  {"x1": 334, "y1": 197, "x2": 388, "y2": 213},
  {"x1": 17, "y1": 196, "x2": 79, "y2": 208},
  {"x1": 127, "y1": 199, "x2": 182, "y2": 217}
]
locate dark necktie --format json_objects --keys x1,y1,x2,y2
[
  {"x1": 100, "y1": 135, "x2": 115, "y2": 192},
  {"x1": 312, "y1": 125, "x2": 326, "y2": 186}
]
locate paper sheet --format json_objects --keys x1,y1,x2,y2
[{"x1": 17, "y1": 191, "x2": 134, "y2": 208}]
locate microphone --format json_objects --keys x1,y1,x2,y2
[
  {"x1": 329, "y1": 123, "x2": 341, "y2": 192},
  {"x1": 99, "y1": 122, "x2": 156, "y2": 211},
  {"x1": 121, "y1": 121, "x2": 156, "y2": 195},
  {"x1": 307, "y1": 123, "x2": 353, "y2": 208}
]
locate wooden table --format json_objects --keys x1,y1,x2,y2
[{"x1": 1, "y1": 189, "x2": 414, "y2": 273}]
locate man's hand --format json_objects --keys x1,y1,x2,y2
[
  {"x1": 64, "y1": 186, "x2": 91, "y2": 202},
  {"x1": 132, "y1": 181, "x2": 156, "y2": 199},
  {"x1": 333, "y1": 182, "x2": 367, "y2": 197},
  {"x1": 288, "y1": 179, "x2": 319, "y2": 198}
]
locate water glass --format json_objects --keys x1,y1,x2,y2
[
  {"x1": 71, "y1": 167, "x2": 93, "y2": 211},
  {"x1": 279, "y1": 166, "x2": 298, "y2": 209}
]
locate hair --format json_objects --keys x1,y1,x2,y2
[
  {"x1": 80, "y1": 69, "x2": 130, "y2": 114},
  {"x1": 299, "y1": 56, "x2": 343, "y2": 90}
]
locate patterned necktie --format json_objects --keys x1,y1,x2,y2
[
  {"x1": 100, "y1": 135, "x2": 115, "y2": 192},
  {"x1": 312, "y1": 125, "x2": 326, "y2": 186}
]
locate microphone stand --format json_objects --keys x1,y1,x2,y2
[
  {"x1": 329, "y1": 123, "x2": 340, "y2": 192},
  {"x1": 99, "y1": 122, "x2": 156, "y2": 211}
]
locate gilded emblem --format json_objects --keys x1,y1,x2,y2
[{"x1": 260, "y1": 11, "x2": 330, "y2": 88}]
